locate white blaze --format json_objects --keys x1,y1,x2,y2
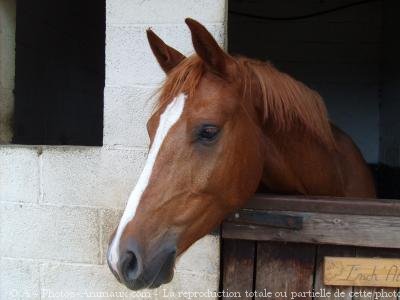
[{"x1": 108, "y1": 93, "x2": 187, "y2": 271}]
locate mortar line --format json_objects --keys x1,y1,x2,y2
[
  {"x1": 38, "y1": 261, "x2": 43, "y2": 300},
  {"x1": 38, "y1": 147, "x2": 44, "y2": 204},
  {"x1": 1, "y1": 256, "x2": 104, "y2": 267},
  {"x1": 0, "y1": 200, "x2": 124, "y2": 213},
  {"x1": 98, "y1": 209, "x2": 104, "y2": 265},
  {"x1": 105, "y1": 83, "x2": 160, "y2": 89},
  {"x1": 106, "y1": 21, "x2": 224, "y2": 27}
]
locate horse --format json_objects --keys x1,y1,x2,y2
[{"x1": 107, "y1": 18, "x2": 376, "y2": 290}]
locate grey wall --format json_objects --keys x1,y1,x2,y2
[
  {"x1": 0, "y1": 1, "x2": 225, "y2": 298},
  {"x1": 229, "y1": 0, "x2": 382, "y2": 163}
]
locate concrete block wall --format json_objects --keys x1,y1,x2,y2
[
  {"x1": 0, "y1": 0, "x2": 15, "y2": 143},
  {"x1": 104, "y1": 0, "x2": 226, "y2": 147},
  {"x1": 0, "y1": 0, "x2": 226, "y2": 299}
]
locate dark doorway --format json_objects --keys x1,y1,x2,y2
[
  {"x1": 228, "y1": 0, "x2": 400, "y2": 198},
  {"x1": 13, "y1": 0, "x2": 105, "y2": 146}
]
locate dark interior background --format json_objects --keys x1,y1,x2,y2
[
  {"x1": 228, "y1": 0, "x2": 400, "y2": 198},
  {"x1": 13, "y1": 0, "x2": 105, "y2": 146}
]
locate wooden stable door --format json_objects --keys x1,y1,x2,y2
[
  {"x1": 222, "y1": 240, "x2": 400, "y2": 300},
  {"x1": 221, "y1": 194, "x2": 400, "y2": 300}
]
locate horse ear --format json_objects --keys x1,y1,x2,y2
[
  {"x1": 146, "y1": 28, "x2": 186, "y2": 73},
  {"x1": 185, "y1": 18, "x2": 232, "y2": 75}
]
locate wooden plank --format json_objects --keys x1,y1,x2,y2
[
  {"x1": 244, "y1": 194, "x2": 400, "y2": 217},
  {"x1": 352, "y1": 248, "x2": 400, "y2": 300},
  {"x1": 324, "y1": 257, "x2": 400, "y2": 288},
  {"x1": 314, "y1": 245, "x2": 355, "y2": 300},
  {"x1": 255, "y1": 242, "x2": 316, "y2": 300},
  {"x1": 222, "y1": 211, "x2": 400, "y2": 249},
  {"x1": 222, "y1": 239, "x2": 255, "y2": 299}
]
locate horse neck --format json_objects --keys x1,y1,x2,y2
[{"x1": 260, "y1": 124, "x2": 345, "y2": 196}]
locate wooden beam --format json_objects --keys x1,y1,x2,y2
[
  {"x1": 222, "y1": 210, "x2": 400, "y2": 249},
  {"x1": 244, "y1": 194, "x2": 400, "y2": 217}
]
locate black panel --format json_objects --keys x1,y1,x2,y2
[{"x1": 13, "y1": 0, "x2": 105, "y2": 145}]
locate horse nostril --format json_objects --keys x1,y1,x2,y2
[{"x1": 122, "y1": 251, "x2": 140, "y2": 282}]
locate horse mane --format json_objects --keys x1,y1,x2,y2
[
  {"x1": 239, "y1": 57, "x2": 335, "y2": 148},
  {"x1": 155, "y1": 55, "x2": 335, "y2": 149}
]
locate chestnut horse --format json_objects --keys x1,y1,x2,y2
[{"x1": 107, "y1": 18, "x2": 375, "y2": 290}]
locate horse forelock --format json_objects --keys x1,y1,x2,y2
[{"x1": 154, "y1": 55, "x2": 205, "y2": 116}]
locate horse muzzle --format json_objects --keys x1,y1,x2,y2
[{"x1": 107, "y1": 237, "x2": 177, "y2": 290}]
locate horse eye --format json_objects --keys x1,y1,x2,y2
[{"x1": 197, "y1": 125, "x2": 219, "y2": 143}]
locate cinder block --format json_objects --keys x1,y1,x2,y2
[
  {"x1": 40, "y1": 261, "x2": 219, "y2": 300},
  {"x1": 0, "y1": 203, "x2": 100, "y2": 263},
  {"x1": 0, "y1": 146, "x2": 39, "y2": 203},
  {"x1": 0, "y1": 258, "x2": 40, "y2": 300},
  {"x1": 164, "y1": 271, "x2": 220, "y2": 299},
  {"x1": 99, "y1": 208, "x2": 122, "y2": 264},
  {"x1": 106, "y1": 23, "x2": 225, "y2": 87},
  {"x1": 40, "y1": 263, "x2": 135, "y2": 300},
  {"x1": 103, "y1": 86, "x2": 156, "y2": 147},
  {"x1": 176, "y1": 235, "x2": 220, "y2": 276},
  {"x1": 41, "y1": 147, "x2": 147, "y2": 209},
  {"x1": 106, "y1": 0, "x2": 226, "y2": 25}
]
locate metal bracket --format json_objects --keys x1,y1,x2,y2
[{"x1": 226, "y1": 209, "x2": 303, "y2": 230}]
